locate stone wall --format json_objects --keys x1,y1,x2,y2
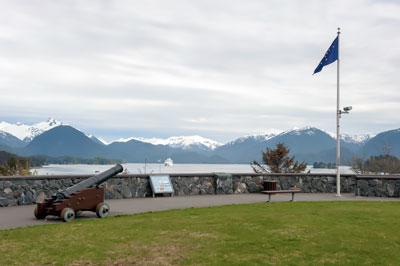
[
  {"x1": 0, "y1": 173, "x2": 397, "y2": 207},
  {"x1": 356, "y1": 176, "x2": 400, "y2": 197}
]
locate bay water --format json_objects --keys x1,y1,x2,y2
[{"x1": 32, "y1": 163, "x2": 354, "y2": 175}]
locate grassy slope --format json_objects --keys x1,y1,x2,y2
[{"x1": 1, "y1": 201, "x2": 400, "y2": 265}]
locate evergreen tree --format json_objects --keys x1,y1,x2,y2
[
  {"x1": 251, "y1": 143, "x2": 307, "y2": 173},
  {"x1": 0, "y1": 157, "x2": 30, "y2": 176}
]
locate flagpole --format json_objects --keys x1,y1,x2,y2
[{"x1": 336, "y1": 27, "x2": 341, "y2": 197}]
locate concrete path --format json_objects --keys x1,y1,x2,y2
[{"x1": 1, "y1": 193, "x2": 399, "y2": 230}]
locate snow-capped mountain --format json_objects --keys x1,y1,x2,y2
[
  {"x1": 297, "y1": 128, "x2": 374, "y2": 144},
  {"x1": 0, "y1": 118, "x2": 65, "y2": 142},
  {"x1": 86, "y1": 134, "x2": 108, "y2": 146},
  {"x1": 225, "y1": 133, "x2": 277, "y2": 146},
  {"x1": 279, "y1": 126, "x2": 317, "y2": 136},
  {"x1": 363, "y1": 128, "x2": 400, "y2": 157},
  {"x1": 275, "y1": 127, "x2": 375, "y2": 144},
  {"x1": 1, "y1": 118, "x2": 400, "y2": 164},
  {"x1": 340, "y1": 133, "x2": 375, "y2": 144},
  {"x1": 227, "y1": 127, "x2": 331, "y2": 146},
  {"x1": 114, "y1": 135, "x2": 222, "y2": 151},
  {"x1": 215, "y1": 126, "x2": 339, "y2": 164},
  {"x1": 163, "y1": 136, "x2": 222, "y2": 150},
  {"x1": 225, "y1": 127, "x2": 375, "y2": 146},
  {"x1": 0, "y1": 130, "x2": 26, "y2": 148}
]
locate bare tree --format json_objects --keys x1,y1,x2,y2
[
  {"x1": 365, "y1": 155, "x2": 400, "y2": 174},
  {"x1": 352, "y1": 144, "x2": 400, "y2": 175},
  {"x1": 351, "y1": 156, "x2": 368, "y2": 174}
]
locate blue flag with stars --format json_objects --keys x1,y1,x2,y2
[{"x1": 313, "y1": 36, "x2": 338, "y2": 74}]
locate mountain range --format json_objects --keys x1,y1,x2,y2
[{"x1": 1, "y1": 118, "x2": 399, "y2": 165}]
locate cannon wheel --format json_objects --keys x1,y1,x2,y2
[
  {"x1": 34, "y1": 206, "x2": 46, "y2": 219},
  {"x1": 61, "y1": 208, "x2": 75, "y2": 222},
  {"x1": 96, "y1": 203, "x2": 110, "y2": 218}
]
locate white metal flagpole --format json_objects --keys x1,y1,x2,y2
[{"x1": 336, "y1": 27, "x2": 341, "y2": 197}]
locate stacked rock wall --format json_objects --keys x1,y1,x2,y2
[
  {"x1": 356, "y1": 176, "x2": 400, "y2": 197},
  {"x1": 0, "y1": 173, "x2": 398, "y2": 207},
  {"x1": 231, "y1": 174, "x2": 356, "y2": 194}
]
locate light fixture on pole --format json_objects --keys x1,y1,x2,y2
[
  {"x1": 341, "y1": 106, "x2": 352, "y2": 114},
  {"x1": 336, "y1": 105, "x2": 352, "y2": 196}
]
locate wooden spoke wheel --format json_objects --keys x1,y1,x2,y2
[
  {"x1": 61, "y1": 208, "x2": 75, "y2": 222},
  {"x1": 96, "y1": 203, "x2": 110, "y2": 218}
]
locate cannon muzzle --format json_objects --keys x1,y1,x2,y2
[{"x1": 55, "y1": 164, "x2": 123, "y2": 202}]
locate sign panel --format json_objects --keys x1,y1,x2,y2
[{"x1": 149, "y1": 175, "x2": 174, "y2": 194}]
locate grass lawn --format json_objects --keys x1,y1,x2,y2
[{"x1": 1, "y1": 201, "x2": 400, "y2": 265}]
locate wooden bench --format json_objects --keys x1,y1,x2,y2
[{"x1": 261, "y1": 189, "x2": 301, "y2": 202}]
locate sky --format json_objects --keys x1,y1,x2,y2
[{"x1": 0, "y1": 0, "x2": 399, "y2": 143}]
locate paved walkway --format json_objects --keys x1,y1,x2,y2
[{"x1": 1, "y1": 193, "x2": 399, "y2": 230}]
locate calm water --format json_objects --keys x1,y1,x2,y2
[{"x1": 32, "y1": 163, "x2": 354, "y2": 175}]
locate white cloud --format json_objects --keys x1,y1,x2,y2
[{"x1": 0, "y1": 0, "x2": 399, "y2": 143}]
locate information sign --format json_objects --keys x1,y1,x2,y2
[{"x1": 149, "y1": 175, "x2": 174, "y2": 197}]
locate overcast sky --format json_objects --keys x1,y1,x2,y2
[{"x1": 1, "y1": 0, "x2": 399, "y2": 143}]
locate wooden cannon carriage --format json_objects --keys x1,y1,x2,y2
[{"x1": 34, "y1": 164, "x2": 123, "y2": 222}]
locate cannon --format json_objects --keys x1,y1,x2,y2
[{"x1": 34, "y1": 164, "x2": 123, "y2": 222}]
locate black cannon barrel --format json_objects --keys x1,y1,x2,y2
[{"x1": 55, "y1": 164, "x2": 123, "y2": 202}]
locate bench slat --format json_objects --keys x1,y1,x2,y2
[{"x1": 261, "y1": 190, "x2": 301, "y2": 194}]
